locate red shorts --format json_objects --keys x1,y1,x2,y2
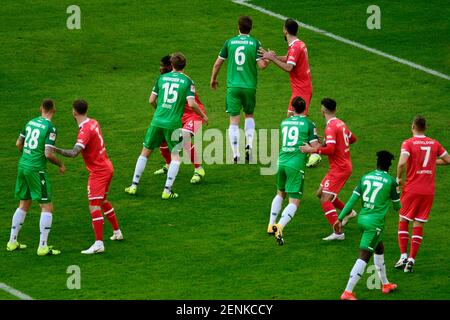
[
  {"x1": 182, "y1": 115, "x2": 203, "y2": 134},
  {"x1": 399, "y1": 192, "x2": 434, "y2": 223},
  {"x1": 87, "y1": 170, "x2": 113, "y2": 201},
  {"x1": 288, "y1": 91, "x2": 312, "y2": 115},
  {"x1": 320, "y1": 169, "x2": 352, "y2": 199}
]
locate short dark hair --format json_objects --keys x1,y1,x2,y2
[
  {"x1": 73, "y1": 99, "x2": 88, "y2": 115},
  {"x1": 238, "y1": 16, "x2": 252, "y2": 34},
  {"x1": 376, "y1": 150, "x2": 394, "y2": 172},
  {"x1": 291, "y1": 96, "x2": 306, "y2": 114},
  {"x1": 321, "y1": 98, "x2": 336, "y2": 112},
  {"x1": 170, "y1": 52, "x2": 186, "y2": 71},
  {"x1": 413, "y1": 115, "x2": 426, "y2": 132},
  {"x1": 160, "y1": 55, "x2": 172, "y2": 68},
  {"x1": 284, "y1": 18, "x2": 298, "y2": 36},
  {"x1": 41, "y1": 99, "x2": 54, "y2": 112}
]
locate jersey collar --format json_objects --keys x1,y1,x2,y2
[
  {"x1": 414, "y1": 134, "x2": 426, "y2": 138},
  {"x1": 78, "y1": 118, "x2": 90, "y2": 128},
  {"x1": 239, "y1": 33, "x2": 250, "y2": 37},
  {"x1": 326, "y1": 117, "x2": 337, "y2": 125},
  {"x1": 288, "y1": 38, "x2": 300, "y2": 47}
]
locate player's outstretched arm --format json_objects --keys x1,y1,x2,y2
[
  {"x1": 53, "y1": 144, "x2": 83, "y2": 158},
  {"x1": 16, "y1": 135, "x2": 24, "y2": 152},
  {"x1": 260, "y1": 49, "x2": 293, "y2": 73},
  {"x1": 437, "y1": 153, "x2": 450, "y2": 165},
  {"x1": 257, "y1": 59, "x2": 269, "y2": 69},
  {"x1": 188, "y1": 98, "x2": 208, "y2": 125},
  {"x1": 45, "y1": 146, "x2": 65, "y2": 173},
  {"x1": 210, "y1": 58, "x2": 224, "y2": 89}
]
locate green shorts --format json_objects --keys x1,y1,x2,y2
[
  {"x1": 226, "y1": 87, "x2": 256, "y2": 116},
  {"x1": 276, "y1": 165, "x2": 304, "y2": 199},
  {"x1": 15, "y1": 167, "x2": 52, "y2": 203},
  {"x1": 143, "y1": 125, "x2": 182, "y2": 152},
  {"x1": 359, "y1": 222, "x2": 384, "y2": 252}
]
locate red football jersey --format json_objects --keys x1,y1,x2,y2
[
  {"x1": 76, "y1": 118, "x2": 113, "y2": 173},
  {"x1": 286, "y1": 39, "x2": 313, "y2": 93},
  {"x1": 181, "y1": 92, "x2": 206, "y2": 123},
  {"x1": 324, "y1": 117, "x2": 354, "y2": 171},
  {"x1": 401, "y1": 135, "x2": 447, "y2": 195}
]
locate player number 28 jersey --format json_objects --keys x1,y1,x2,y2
[
  {"x1": 278, "y1": 115, "x2": 318, "y2": 170},
  {"x1": 219, "y1": 34, "x2": 262, "y2": 89},
  {"x1": 76, "y1": 118, "x2": 112, "y2": 173},
  {"x1": 19, "y1": 116, "x2": 57, "y2": 171},
  {"x1": 401, "y1": 135, "x2": 447, "y2": 195}
]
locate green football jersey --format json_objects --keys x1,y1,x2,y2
[
  {"x1": 353, "y1": 170, "x2": 400, "y2": 227},
  {"x1": 151, "y1": 71, "x2": 195, "y2": 129},
  {"x1": 278, "y1": 115, "x2": 318, "y2": 170},
  {"x1": 219, "y1": 34, "x2": 262, "y2": 89},
  {"x1": 18, "y1": 116, "x2": 57, "y2": 171}
]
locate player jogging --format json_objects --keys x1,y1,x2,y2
[
  {"x1": 54, "y1": 99, "x2": 123, "y2": 254},
  {"x1": 395, "y1": 116, "x2": 450, "y2": 272},
  {"x1": 260, "y1": 18, "x2": 320, "y2": 168},
  {"x1": 210, "y1": 16, "x2": 268, "y2": 163},
  {"x1": 125, "y1": 53, "x2": 208, "y2": 198},
  {"x1": 153, "y1": 55, "x2": 207, "y2": 184},
  {"x1": 336, "y1": 151, "x2": 399, "y2": 300},
  {"x1": 301, "y1": 98, "x2": 357, "y2": 241},
  {"x1": 267, "y1": 96, "x2": 320, "y2": 245},
  {"x1": 7, "y1": 99, "x2": 64, "y2": 256}
]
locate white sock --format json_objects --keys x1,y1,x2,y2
[
  {"x1": 400, "y1": 253, "x2": 407, "y2": 260},
  {"x1": 39, "y1": 212, "x2": 53, "y2": 248},
  {"x1": 345, "y1": 259, "x2": 367, "y2": 293},
  {"x1": 228, "y1": 124, "x2": 240, "y2": 158},
  {"x1": 132, "y1": 155, "x2": 148, "y2": 185},
  {"x1": 9, "y1": 208, "x2": 27, "y2": 243},
  {"x1": 164, "y1": 160, "x2": 180, "y2": 193},
  {"x1": 269, "y1": 195, "x2": 284, "y2": 225},
  {"x1": 95, "y1": 240, "x2": 104, "y2": 246},
  {"x1": 278, "y1": 203, "x2": 298, "y2": 228},
  {"x1": 374, "y1": 254, "x2": 389, "y2": 285},
  {"x1": 244, "y1": 118, "x2": 255, "y2": 149}
]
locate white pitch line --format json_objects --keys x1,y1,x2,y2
[
  {"x1": 232, "y1": 0, "x2": 450, "y2": 81},
  {"x1": 0, "y1": 282, "x2": 34, "y2": 300}
]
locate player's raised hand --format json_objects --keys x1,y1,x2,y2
[{"x1": 210, "y1": 79, "x2": 219, "y2": 90}]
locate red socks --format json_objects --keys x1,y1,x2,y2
[
  {"x1": 101, "y1": 201, "x2": 119, "y2": 231},
  {"x1": 398, "y1": 220, "x2": 409, "y2": 255},
  {"x1": 91, "y1": 210, "x2": 104, "y2": 241},
  {"x1": 410, "y1": 226, "x2": 424, "y2": 260},
  {"x1": 322, "y1": 201, "x2": 338, "y2": 227},
  {"x1": 159, "y1": 144, "x2": 171, "y2": 165},
  {"x1": 332, "y1": 198, "x2": 345, "y2": 210}
]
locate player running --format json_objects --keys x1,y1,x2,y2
[
  {"x1": 125, "y1": 53, "x2": 208, "y2": 198},
  {"x1": 260, "y1": 18, "x2": 320, "y2": 168},
  {"x1": 267, "y1": 97, "x2": 320, "y2": 245},
  {"x1": 336, "y1": 151, "x2": 399, "y2": 300},
  {"x1": 54, "y1": 99, "x2": 123, "y2": 254},
  {"x1": 210, "y1": 16, "x2": 268, "y2": 163},
  {"x1": 153, "y1": 55, "x2": 207, "y2": 184},
  {"x1": 301, "y1": 98, "x2": 357, "y2": 241},
  {"x1": 395, "y1": 116, "x2": 450, "y2": 272},
  {"x1": 7, "y1": 99, "x2": 64, "y2": 256}
]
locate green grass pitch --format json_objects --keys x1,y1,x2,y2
[{"x1": 0, "y1": 0, "x2": 449, "y2": 300}]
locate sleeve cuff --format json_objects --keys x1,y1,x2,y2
[
  {"x1": 75, "y1": 143, "x2": 85, "y2": 149},
  {"x1": 439, "y1": 150, "x2": 448, "y2": 158},
  {"x1": 287, "y1": 61, "x2": 296, "y2": 66}
]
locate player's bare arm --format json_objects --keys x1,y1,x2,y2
[
  {"x1": 259, "y1": 48, "x2": 287, "y2": 62},
  {"x1": 53, "y1": 144, "x2": 83, "y2": 158},
  {"x1": 257, "y1": 59, "x2": 269, "y2": 69},
  {"x1": 396, "y1": 153, "x2": 409, "y2": 186},
  {"x1": 436, "y1": 152, "x2": 450, "y2": 165},
  {"x1": 188, "y1": 97, "x2": 208, "y2": 125},
  {"x1": 260, "y1": 49, "x2": 293, "y2": 72},
  {"x1": 16, "y1": 135, "x2": 24, "y2": 152},
  {"x1": 210, "y1": 57, "x2": 224, "y2": 89},
  {"x1": 149, "y1": 93, "x2": 157, "y2": 107},
  {"x1": 45, "y1": 146, "x2": 65, "y2": 173}
]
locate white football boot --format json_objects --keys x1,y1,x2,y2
[
  {"x1": 81, "y1": 241, "x2": 105, "y2": 254},
  {"x1": 323, "y1": 232, "x2": 345, "y2": 241},
  {"x1": 110, "y1": 230, "x2": 124, "y2": 241}
]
